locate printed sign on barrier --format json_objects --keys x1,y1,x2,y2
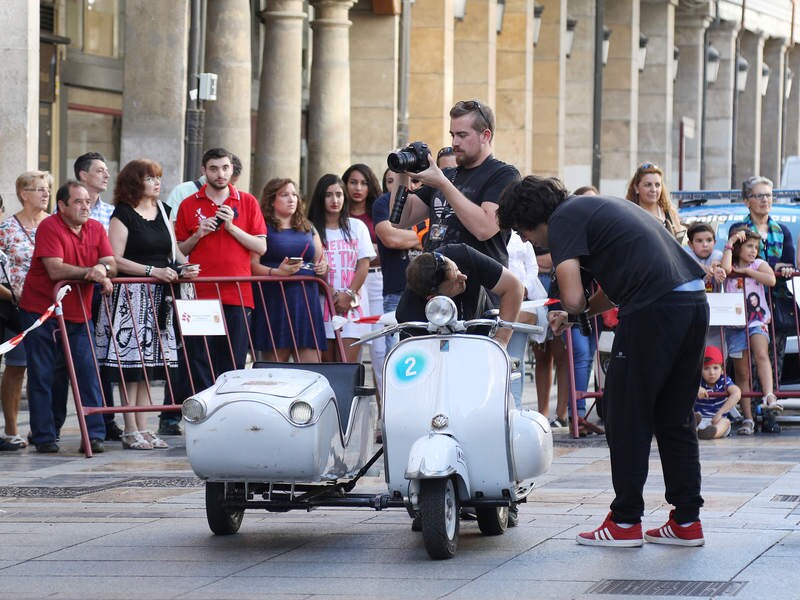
[
  {"x1": 175, "y1": 299, "x2": 227, "y2": 336},
  {"x1": 706, "y1": 292, "x2": 746, "y2": 327}
]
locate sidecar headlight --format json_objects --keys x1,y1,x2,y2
[
  {"x1": 182, "y1": 397, "x2": 207, "y2": 423},
  {"x1": 289, "y1": 401, "x2": 313, "y2": 425},
  {"x1": 425, "y1": 296, "x2": 457, "y2": 326}
]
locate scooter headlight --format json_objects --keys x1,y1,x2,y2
[
  {"x1": 289, "y1": 401, "x2": 314, "y2": 425},
  {"x1": 425, "y1": 296, "x2": 457, "y2": 327},
  {"x1": 182, "y1": 397, "x2": 207, "y2": 423},
  {"x1": 431, "y1": 413, "x2": 449, "y2": 429}
]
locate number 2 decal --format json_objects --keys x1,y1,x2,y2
[
  {"x1": 394, "y1": 352, "x2": 426, "y2": 383},
  {"x1": 404, "y1": 356, "x2": 417, "y2": 377}
]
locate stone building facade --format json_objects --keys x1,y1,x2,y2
[{"x1": 1, "y1": 0, "x2": 799, "y2": 210}]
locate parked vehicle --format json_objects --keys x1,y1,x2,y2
[
  {"x1": 182, "y1": 296, "x2": 554, "y2": 560},
  {"x1": 361, "y1": 296, "x2": 553, "y2": 558}
]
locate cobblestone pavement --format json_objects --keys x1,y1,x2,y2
[{"x1": 0, "y1": 397, "x2": 799, "y2": 599}]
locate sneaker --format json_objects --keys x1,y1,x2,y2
[
  {"x1": 104, "y1": 421, "x2": 123, "y2": 441},
  {"x1": 576, "y1": 512, "x2": 643, "y2": 547},
  {"x1": 644, "y1": 512, "x2": 704, "y2": 546},
  {"x1": 157, "y1": 420, "x2": 182, "y2": 436},
  {"x1": 79, "y1": 439, "x2": 105, "y2": 454},
  {"x1": 550, "y1": 417, "x2": 568, "y2": 429},
  {"x1": 0, "y1": 438, "x2": 22, "y2": 452},
  {"x1": 35, "y1": 442, "x2": 60, "y2": 453}
]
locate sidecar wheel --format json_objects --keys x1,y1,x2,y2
[
  {"x1": 476, "y1": 506, "x2": 508, "y2": 536},
  {"x1": 205, "y1": 482, "x2": 244, "y2": 535},
  {"x1": 419, "y1": 478, "x2": 459, "y2": 559}
]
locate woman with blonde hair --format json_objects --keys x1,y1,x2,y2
[
  {"x1": 0, "y1": 170, "x2": 53, "y2": 449},
  {"x1": 626, "y1": 162, "x2": 685, "y2": 242}
]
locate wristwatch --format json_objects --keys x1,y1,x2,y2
[{"x1": 98, "y1": 263, "x2": 111, "y2": 275}]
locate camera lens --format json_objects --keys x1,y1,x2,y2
[{"x1": 387, "y1": 150, "x2": 414, "y2": 173}]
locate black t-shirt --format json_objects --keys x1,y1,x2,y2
[
  {"x1": 112, "y1": 203, "x2": 173, "y2": 271},
  {"x1": 415, "y1": 156, "x2": 519, "y2": 266},
  {"x1": 395, "y1": 243, "x2": 503, "y2": 324},
  {"x1": 373, "y1": 192, "x2": 411, "y2": 295},
  {"x1": 548, "y1": 195, "x2": 705, "y2": 316}
]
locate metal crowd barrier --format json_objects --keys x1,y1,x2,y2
[
  {"x1": 50, "y1": 274, "x2": 346, "y2": 457},
  {"x1": 560, "y1": 274, "x2": 800, "y2": 439}
]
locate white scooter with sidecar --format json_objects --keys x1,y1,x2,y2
[{"x1": 357, "y1": 295, "x2": 554, "y2": 559}]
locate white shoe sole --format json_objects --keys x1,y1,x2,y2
[
  {"x1": 644, "y1": 533, "x2": 704, "y2": 546},
  {"x1": 576, "y1": 535, "x2": 643, "y2": 547}
]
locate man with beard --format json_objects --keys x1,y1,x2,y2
[
  {"x1": 175, "y1": 148, "x2": 266, "y2": 389},
  {"x1": 389, "y1": 99, "x2": 519, "y2": 266}
]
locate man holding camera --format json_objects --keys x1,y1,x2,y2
[
  {"x1": 175, "y1": 147, "x2": 266, "y2": 388},
  {"x1": 497, "y1": 175, "x2": 708, "y2": 548},
  {"x1": 389, "y1": 100, "x2": 519, "y2": 266}
]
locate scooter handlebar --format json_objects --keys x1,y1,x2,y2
[{"x1": 350, "y1": 321, "x2": 431, "y2": 346}]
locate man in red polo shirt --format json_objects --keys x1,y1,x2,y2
[
  {"x1": 175, "y1": 148, "x2": 266, "y2": 390},
  {"x1": 19, "y1": 181, "x2": 117, "y2": 453}
]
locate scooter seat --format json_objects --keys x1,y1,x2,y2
[{"x1": 253, "y1": 362, "x2": 372, "y2": 435}]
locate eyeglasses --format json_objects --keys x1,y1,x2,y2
[
  {"x1": 747, "y1": 192, "x2": 773, "y2": 200},
  {"x1": 460, "y1": 100, "x2": 492, "y2": 131},
  {"x1": 144, "y1": 176, "x2": 162, "y2": 184},
  {"x1": 638, "y1": 162, "x2": 660, "y2": 171},
  {"x1": 24, "y1": 187, "x2": 50, "y2": 194}
]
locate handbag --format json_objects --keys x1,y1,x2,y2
[
  {"x1": 157, "y1": 201, "x2": 196, "y2": 301},
  {"x1": 771, "y1": 284, "x2": 796, "y2": 334}
]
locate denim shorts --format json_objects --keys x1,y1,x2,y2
[
  {"x1": 0, "y1": 324, "x2": 26, "y2": 367},
  {"x1": 725, "y1": 323, "x2": 769, "y2": 358}
]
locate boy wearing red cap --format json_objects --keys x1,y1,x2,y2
[{"x1": 695, "y1": 346, "x2": 741, "y2": 439}]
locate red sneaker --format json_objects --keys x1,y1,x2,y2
[
  {"x1": 576, "y1": 512, "x2": 643, "y2": 547},
  {"x1": 644, "y1": 513, "x2": 704, "y2": 546}
]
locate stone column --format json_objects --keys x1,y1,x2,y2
[
  {"x1": 532, "y1": 0, "x2": 566, "y2": 178},
  {"x1": 785, "y1": 47, "x2": 800, "y2": 159},
  {"x1": 0, "y1": 0, "x2": 38, "y2": 211},
  {"x1": 204, "y1": 0, "x2": 252, "y2": 190},
  {"x1": 563, "y1": 0, "x2": 594, "y2": 188},
  {"x1": 735, "y1": 30, "x2": 765, "y2": 184},
  {"x1": 673, "y1": 12, "x2": 710, "y2": 190},
  {"x1": 638, "y1": 0, "x2": 677, "y2": 182},
  {"x1": 349, "y1": 4, "x2": 399, "y2": 174},
  {"x1": 453, "y1": 0, "x2": 496, "y2": 106},
  {"x1": 121, "y1": 0, "x2": 190, "y2": 194},
  {"x1": 495, "y1": 0, "x2": 533, "y2": 174},
  {"x1": 760, "y1": 37, "x2": 788, "y2": 184},
  {"x1": 704, "y1": 20, "x2": 739, "y2": 190},
  {"x1": 599, "y1": 0, "x2": 639, "y2": 196},
  {"x1": 254, "y1": 0, "x2": 306, "y2": 188},
  {"x1": 307, "y1": 0, "x2": 356, "y2": 189},
  {"x1": 407, "y1": 0, "x2": 454, "y2": 149}
]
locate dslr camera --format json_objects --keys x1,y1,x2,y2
[{"x1": 387, "y1": 141, "x2": 430, "y2": 173}]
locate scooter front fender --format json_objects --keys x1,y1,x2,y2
[{"x1": 405, "y1": 434, "x2": 470, "y2": 489}]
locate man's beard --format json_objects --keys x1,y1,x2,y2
[{"x1": 207, "y1": 178, "x2": 229, "y2": 191}]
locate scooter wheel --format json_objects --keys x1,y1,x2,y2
[
  {"x1": 419, "y1": 478, "x2": 459, "y2": 559},
  {"x1": 476, "y1": 505, "x2": 508, "y2": 536},
  {"x1": 205, "y1": 482, "x2": 245, "y2": 535}
]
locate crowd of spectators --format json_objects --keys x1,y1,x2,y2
[{"x1": 0, "y1": 97, "x2": 794, "y2": 454}]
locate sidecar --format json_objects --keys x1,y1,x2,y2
[{"x1": 182, "y1": 363, "x2": 387, "y2": 535}]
